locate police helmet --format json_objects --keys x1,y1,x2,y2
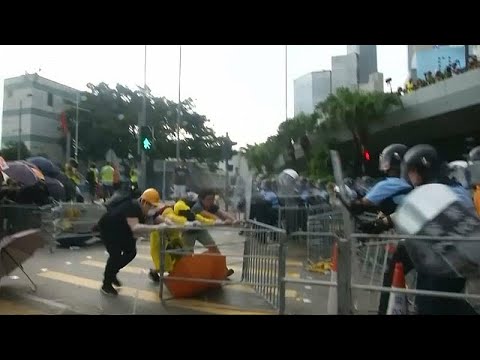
[
  {"x1": 403, "y1": 144, "x2": 440, "y2": 176},
  {"x1": 379, "y1": 144, "x2": 408, "y2": 172}
]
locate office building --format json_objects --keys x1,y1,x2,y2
[
  {"x1": 331, "y1": 52, "x2": 359, "y2": 93},
  {"x1": 347, "y1": 45, "x2": 378, "y2": 84},
  {"x1": 2, "y1": 73, "x2": 79, "y2": 163},
  {"x1": 294, "y1": 71, "x2": 332, "y2": 116}
]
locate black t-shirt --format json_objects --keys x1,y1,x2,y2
[{"x1": 99, "y1": 199, "x2": 145, "y2": 240}]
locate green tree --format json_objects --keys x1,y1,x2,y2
[
  {"x1": 0, "y1": 141, "x2": 31, "y2": 161},
  {"x1": 64, "y1": 83, "x2": 226, "y2": 164},
  {"x1": 316, "y1": 87, "x2": 402, "y2": 175}
]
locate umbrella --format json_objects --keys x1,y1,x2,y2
[
  {"x1": 44, "y1": 176, "x2": 66, "y2": 202},
  {"x1": 164, "y1": 251, "x2": 227, "y2": 298},
  {"x1": 27, "y1": 156, "x2": 60, "y2": 177},
  {"x1": 3, "y1": 161, "x2": 42, "y2": 187},
  {"x1": 0, "y1": 229, "x2": 44, "y2": 291}
]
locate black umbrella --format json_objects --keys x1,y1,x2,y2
[
  {"x1": 44, "y1": 176, "x2": 66, "y2": 202},
  {"x1": 27, "y1": 157, "x2": 60, "y2": 177},
  {"x1": 3, "y1": 161, "x2": 42, "y2": 187},
  {"x1": 0, "y1": 229, "x2": 44, "y2": 291}
]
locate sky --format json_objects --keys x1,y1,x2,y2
[{"x1": 0, "y1": 45, "x2": 408, "y2": 148}]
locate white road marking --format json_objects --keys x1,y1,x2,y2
[
  {"x1": 303, "y1": 298, "x2": 312, "y2": 304},
  {"x1": 304, "y1": 285, "x2": 312, "y2": 290}
]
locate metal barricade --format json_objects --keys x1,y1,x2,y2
[
  {"x1": 278, "y1": 203, "x2": 332, "y2": 237},
  {"x1": 350, "y1": 233, "x2": 480, "y2": 315},
  {"x1": 57, "y1": 202, "x2": 106, "y2": 234},
  {"x1": 157, "y1": 221, "x2": 287, "y2": 314},
  {"x1": 306, "y1": 211, "x2": 342, "y2": 263},
  {"x1": 0, "y1": 203, "x2": 61, "y2": 252}
]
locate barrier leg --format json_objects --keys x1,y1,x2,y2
[
  {"x1": 278, "y1": 233, "x2": 287, "y2": 315},
  {"x1": 159, "y1": 230, "x2": 166, "y2": 303}
]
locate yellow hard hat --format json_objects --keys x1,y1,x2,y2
[{"x1": 140, "y1": 188, "x2": 161, "y2": 207}]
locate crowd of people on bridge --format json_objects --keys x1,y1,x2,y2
[{"x1": 397, "y1": 55, "x2": 480, "y2": 96}]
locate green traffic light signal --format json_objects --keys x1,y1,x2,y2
[
  {"x1": 140, "y1": 126, "x2": 154, "y2": 152},
  {"x1": 143, "y1": 138, "x2": 152, "y2": 150}
]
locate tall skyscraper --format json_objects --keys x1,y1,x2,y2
[
  {"x1": 347, "y1": 45, "x2": 377, "y2": 84},
  {"x1": 294, "y1": 71, "x2": 332, "y2": 116},
  {"x1": 331, "y1": 53, "x2": 359, "y2": 92}
]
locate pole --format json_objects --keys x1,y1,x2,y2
[
  {"x1": 138, "y1": 45, "x2": 148, "y2": 191},
  {"x1": 285, "y1": 45, "x2": 288, "y2": 122},
  {"x1": 162, "y1": 160, "x2": 166, "y2": 200},
  {"x1": 465, "y1": 45, "x2": 470, "y2": 70},
  {"x1": 224, "y1": 134, "x2": 229, "y2": 212},
  {"x1": 74, "y1": 92, "x2": 79, "y2": 161},
  {"x1": 176, "y1": 45, "x2": 182, "y2": 162},
  {"x1": 18, "y1": 100, "x2": 23, "y2": 160},
  {"x1": 66, "y1": 132, "x2": 71, "y2": 162}
]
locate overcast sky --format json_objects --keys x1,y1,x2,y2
[{"x1": 0, "y1": 45, "x2": 408, "y2": 148}]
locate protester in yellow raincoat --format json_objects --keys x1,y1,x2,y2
[{"x1": 148, "y1": 200, "x2": 217, "y2": 283}]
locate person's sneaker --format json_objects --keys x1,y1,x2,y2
[
  {"x1": 112, "y1": 277, "x2": 122, "y2": 287},
  {"x1": 101, "y1": 284, "x2": 118, "y2": 297},
  {"x1": 148, "y1": 269, "x2": 160, "y2": 283},
  {"x1": 226, "y1": 268, "x2": 235, "y2": 278}
]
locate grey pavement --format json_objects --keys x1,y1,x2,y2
[{"x1": 0, "y1": 228, "x2": 383, "y2": 315}]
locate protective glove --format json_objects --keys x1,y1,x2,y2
[{"x1": 358, "y1": 217, "x2": 392, "y2": 234}]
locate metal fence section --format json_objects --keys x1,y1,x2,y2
[
  {"x1": 277, "y1": 203, "x2": 332, "y2": 235},
  {"x1": 241, "y1": 221, "x2": 287, "y2": 312},
  {"x1": 157, "y1": 221, "x2": 287, "y2": 313},
  {"x1": 350, "y1": 233, "x2": 480, "y2": 315}
]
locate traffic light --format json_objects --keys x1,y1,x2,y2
[
  {"x1": 140, "y1": 126, "x2": 154, "y2": 152},
  {"x1": 222, "y1": 133, "x2": 237, "y2": 160},
  {"x1": 363, "y1": 149, "x2": 371, "y2": 161}
]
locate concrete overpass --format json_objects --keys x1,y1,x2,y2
[{"x1": 334, "y1": 68, "x2": 480, "y2": 159}]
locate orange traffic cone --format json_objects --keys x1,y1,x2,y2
[
  {"x1": 327, "y1": 242, "x2": 338, "y2": 315},
  {"x1": 386, "y1": 262, "x2": 407, "y2": 315}
]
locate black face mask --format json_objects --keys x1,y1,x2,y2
[{"x1": 178, "y1": 209, "x2": 195, "y2": 221}]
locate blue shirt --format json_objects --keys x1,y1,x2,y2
[
  {"x1": 449, "y1": 185, "x2": 475, "y2": 211},
  {"x1": 263, "y1": 190, "x2": 280, "y2": 208},
  {"x1": 365, "y1": 177, "x2": 412, "y2": 206}
]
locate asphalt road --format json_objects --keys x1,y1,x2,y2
[{"x1": 0, "y1": 228, "x2": 384, "y2": 315}]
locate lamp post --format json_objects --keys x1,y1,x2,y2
[
  {"x1": 74, "y1": 93, "x2": 88, "y2": 161},
  {"x1": 176, "y1": 45, "x2": 182, "y2": 162}
]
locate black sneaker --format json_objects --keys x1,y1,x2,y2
[
  {"x1": 101, "y1": 284, "x2": 118, "y2": 297},
  {"x1": 148, "y1": 269, "x2": 160, "y2": 283},
  {"x1": 112, "y1": 277, "x2": 122, "y2": 287},
  {"x1": 226, "y1": 268, "x2": 235, "y2": 278}
]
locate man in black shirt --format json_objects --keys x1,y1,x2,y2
[{"x1": 98, "y1": 188, "x2": 168, "y2": 296}]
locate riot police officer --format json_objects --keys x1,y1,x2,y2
[
  {"x1": 389, "y1": 144, "x2": 477, "y2": 315},
  {"x1": 351, "y1": 144, "x2": 411, "y2": 220}
]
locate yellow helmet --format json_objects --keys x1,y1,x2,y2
[
  {"x1": 140, "y1": 188, "x2": 161, "y2": 207},
  {"x1": 173, "y1": 200, "x2": 190, "y2": 215}
]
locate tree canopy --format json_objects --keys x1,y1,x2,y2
[
  {"x1": 243, "y1": 87, "x2": 402, "y2": 178},
  {"x1": 64, "y1": 83, "x2": 228, "y2": 164}
]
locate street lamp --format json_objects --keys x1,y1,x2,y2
[
  {"x1": 74, "y1": 93, "x2": 88, "y2": 161},
  {"x1": 385, "y1": 78, "x2": 393, "y2": 93},
  {"x1": 176, "y1": 45, "x2": 182, "y2": 162},
  {"x1": 18, "y1": 93, "x2": 33, "y2": 160}
]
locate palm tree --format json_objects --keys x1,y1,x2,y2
[{"x1": 316, "y1": 87, "x2": 402, "y2": 175}]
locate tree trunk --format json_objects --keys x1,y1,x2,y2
[{"x1": 351, "y1": 132, "x2": 363, "y2": 176}]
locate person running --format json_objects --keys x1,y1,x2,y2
[{"x1": 98, "y1": 188, "x2": 167, "y2": 296}]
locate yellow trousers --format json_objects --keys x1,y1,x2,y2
[{"x1": 149, "y1": 230, "x2": 183, "y2": 272}]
